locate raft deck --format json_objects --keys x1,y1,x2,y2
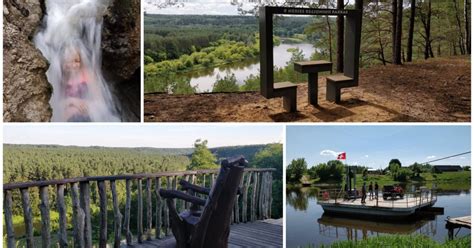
[{"x1": 319, "y1": 193, "x2": 437, "y2": 218}]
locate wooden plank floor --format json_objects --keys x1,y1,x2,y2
[
  {"x1": 447, "y1": 216, "x2": 471, "y2": 228},
  {"x1": 128, "y1": 219, "x2": 283, "y2": 247}
]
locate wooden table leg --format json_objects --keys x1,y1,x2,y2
[{"x1": 308, "y1": 72, "x2": 318, "y2": 106}]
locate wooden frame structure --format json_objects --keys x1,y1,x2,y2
[{"x1": 259, "y1": 6, "x2": 362, "y2": 111}]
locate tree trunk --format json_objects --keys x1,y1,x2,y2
[
  {"x1": 424, "y1": 0, "x2": 432, "y2": 59},
  {"x1": 392, "y1": 0, "x2": 398, "y2": 63},
  {"x1": 375, "y1": 0, "x2": 386, "y2": 66},
  {"x1": 395, "y1": 0, "x2": 403, "y2": 64},
  {"x1": 407, "y1": 0, "x2": 416, "y2": 62},
  {"x1": 336, "y1": 0, "x2": 344, "y2": 72},
  {"x1": 465, "y1": 0, "x2": 470, "y2": 54},
  {"x1": 326, "y1": 15, "x2": 333, "y2": 63},
  {"x1": 453, "y1": 0, "x2": 466, "y2": 55}
]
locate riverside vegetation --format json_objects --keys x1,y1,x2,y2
[{"x1": 286, "y1": 158, "x2": 470, "y2": 190}]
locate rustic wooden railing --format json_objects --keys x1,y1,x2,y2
[{"x1": 3, "y1": 168, "x2": 275, "y2": 248}]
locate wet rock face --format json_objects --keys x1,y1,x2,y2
[
  {"x1": 3, "y1": 0, "x2": 53, "y2": 122},
  {"x1": 3, "y1": 0, "x2": 140, "y2": 122},
  {"x1": 102, "y1": 0, "x2": 141, "y2": 122}
]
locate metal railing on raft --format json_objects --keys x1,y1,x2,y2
[
  {"x1": 318, "y1": 188, "x2": 437, "y2": 208},
  {"x1": 3, "y1": 168, "x2": 275, "y2": 248}
]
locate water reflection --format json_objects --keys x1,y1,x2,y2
[
  {"x1": 186, "y1": 43, "x2": 315, "y2": 92},
  {"x1": 318, "y1": 214, "x2": 436, "y2": 241}
]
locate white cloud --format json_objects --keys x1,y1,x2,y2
[
  {"x1": 426, "y1": 155, "x2": 436, "y2": 159},
  {"x1": 364, "y1": 155, "x2": 369, "y2": 158},
  {"x1": 320, "y1": 149, "x2": 341, "y2": 157}
]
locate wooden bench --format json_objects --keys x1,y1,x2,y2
[
  {"x1": 273, "y1": 82, "x2": 297, "y2": 112},
  {"x1": 326, "y1": 74, "x2": 356, "y2": 103},
  {"x1": 294, "y1": 60, "x2": 332, "y2": 106}
]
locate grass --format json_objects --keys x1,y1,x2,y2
[{"x1": 308, "y1": 235, "x2": 471, "y2": 248}]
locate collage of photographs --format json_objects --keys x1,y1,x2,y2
[{"x1": 1, "y1": 0, "x2": 472, "y2": 247}]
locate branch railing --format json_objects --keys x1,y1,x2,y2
[{"x1": 3, "y1": 168, "x2": 275, "y2": 248}]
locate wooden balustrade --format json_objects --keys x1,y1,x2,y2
[{"x1": 3, "y1": 168, "x2": 275, "y2": 247}]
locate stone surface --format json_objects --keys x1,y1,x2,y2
[
  {"x1": 102, "y1": 0, "x2": 141, "y2": 122},
  {"x1": 4, "y1": 0, "x2": 141, "y2": 122},
  {"x1": 3, "y1": 0, "x2": 53, "y2": 122}
]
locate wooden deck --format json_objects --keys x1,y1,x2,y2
[
  {"x1": 127, "y1": 219, "x2": 283, "y2": 247},
  {"x1": 447, "y1": 216, "x2": 471, "y2": 228},
  {"x1": 446, "y1": 216, "x2": 471, "y2": 240},
  {"x1": 320, "y1": 194, "x2": 436, "y2": 209}
]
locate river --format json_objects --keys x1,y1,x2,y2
[
  {"x1": 182, "y1": 43, "x2": 315, "y2": 92},
  {"x1": 286, "y1": 185, "x2": 471, "y2": 247}
]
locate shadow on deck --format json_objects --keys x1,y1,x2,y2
[{"x1": 127, "y1": 219, "x2": 283, "y2": 247}]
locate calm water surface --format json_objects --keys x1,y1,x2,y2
[
  {"x1": 185, "y1": 43, "x2": 315, "y2": 92},
  {"x1": 286, "y1": 186, "x2": 471, "y2": 247}
]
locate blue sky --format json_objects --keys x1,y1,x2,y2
[
  {"x1": 286, "y1": 125, "x2": 471, "y2": 169},
  {"x1": 144, "y1": 0, "x2": 356, "y2": 15},
  {"x1": 3, "y1": 124, "x2": 283, "y2": 148}
]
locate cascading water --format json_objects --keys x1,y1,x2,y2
[{"x1": 34, "y1": 0, "x2": 121, "y2": 122}]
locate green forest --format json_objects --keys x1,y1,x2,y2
[
  {"x1": 3, "y1": 142, "x2": 283, "y2": 244},
  {"x1": 144, "y1": 1, "x2": 470, "y2": 94}
]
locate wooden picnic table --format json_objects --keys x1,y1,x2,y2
[{"x1": 294, "y1": 60, "x2": 332, "y2": 106}]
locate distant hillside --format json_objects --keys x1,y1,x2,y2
[{"x1": 4, "y1": 143, "x2": 269, "y2": 168}]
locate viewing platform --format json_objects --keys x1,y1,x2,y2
[{"x1": 3, "y1": 168, "x2": 276, "y2": 247}]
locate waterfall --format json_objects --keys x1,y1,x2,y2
[{"x1": 34, "y1": 0, "x2": 121, "y2": 122}]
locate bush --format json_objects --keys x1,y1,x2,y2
[
  {"x1": 212, "y1": 73, "x2": 240, "y2": 92},
  {"x1": 286, "y1": 158, "x2": 307, "y2": 183}
]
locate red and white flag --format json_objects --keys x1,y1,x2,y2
[{"x1": 337, "y1": 152, "x2": 346, "y2": 160}]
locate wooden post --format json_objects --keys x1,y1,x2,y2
[
  {"x1": 111, "y1": 180, "x2": 123, "y2": 248},
  {"x1": 172, "y1": 176, "x2": 178, "y2": 210},
  {"x1": 137, "y1": 179, "x2": 144, "y2": 243},
  {"x1": 211, "y1": 173, "x2": 216, "y2": 188},
  {"x1": 164, "y1": 176, "x2": 171, "y2": 236},
  {"x1": 71, "y1": 183, "x2": 85, "y2": 248},
  {"x1": 242, "y1": 172, "x2": 251, "y2": 222},
  {"x1": 21, "y1": 188, "x2": 34, "y2": 248},
  {"x1": 146, "y1": 178, "x2": 153, "y2": 240},
  {"x1": 124, "y1": 179, "x2": 132, "y2": 245},
  {"x1": 39, "y1": 186, "x2": 51, "y2": 248},
  {"x1": 202, "y1": 173, "x2": 206, "y2": 188},
  {"x1": 268, "y1": 172, "x2": 273, "y2": 218},
  {"x1": 155, "y1": 177, "x2": 163, "y2": 239},
  {"x1": 234, "y1": 173, "x2": 244, "y2": 223},
  {"x1": 184, "y1": 175, "x2": 190, "y2": 209},
  {"x1": 251, "y1": 172, "x2": 258, "y2": 222},
  {"x1": 79, "y1": 182, "x2": 92, "y2": 247},
  {"x1": 98, "y1": 181, "x2": 107, "y2": 248},
  {"x1": 4, "y1": 190, "x2": 15, "y2": 248},
  {"x1": 56, "y1": 184, "x2": 68, "y2": 248},
  {"x1": 258, "y1": 172, "x2": 265, "y2": 220}
]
